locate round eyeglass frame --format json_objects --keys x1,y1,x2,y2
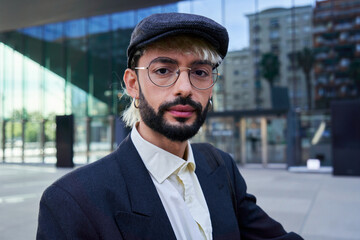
[{"x1": 134, "y1": 58, "x2": 219, "y2": 90}]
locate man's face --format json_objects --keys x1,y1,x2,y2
[{"x1": 135, "y1": 48, "x2": 214, "y2": 142}]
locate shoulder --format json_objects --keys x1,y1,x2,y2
[
  {"x1": 191, "y1": 142, "x2": 236, "y2": 169},
  {"x1": 192, "y1": 142, "x2": 247, "y2": 191},
  {"x1": 42, "y1": 136, "x2": 136, "y2": 203},
  {"x1": 56, "y1": 135, "x2": 136, "y2": 184},
  {"x1": 43, "y1": 150, "x2": 120, "y2": 199}
]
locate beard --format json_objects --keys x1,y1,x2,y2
[{"x1": 138, "y1": 89, "x2": 210, "y2": 142}]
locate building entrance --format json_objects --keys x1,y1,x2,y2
[
  {"x1": 240, "y1": 117, "x2": 287, "y2": 165},
  {"x1": 194, "y1": 112, "x2": 288, "y2": 166},
  {"x1": 243, "y1": 118, "x2": 262, "y2": 164}
]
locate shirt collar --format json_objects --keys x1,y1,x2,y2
[{"x1": 131, "y1": 123, "x2": 196, "y2": 184}]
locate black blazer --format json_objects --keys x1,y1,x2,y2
[{"x1": 37, "y1": 136, "x2": 303, "y2": 240}]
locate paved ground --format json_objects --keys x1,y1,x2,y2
[{"x1": 0, "y1": 163, "x2": 359, "y2": 240}]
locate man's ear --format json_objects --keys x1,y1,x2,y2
[{"x1": 123, "y1": 68, "x2": 139, "y2": 98}]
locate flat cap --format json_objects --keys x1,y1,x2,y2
[{"x1": 127, "y1": 12, "x2": 229, "y2": 68}]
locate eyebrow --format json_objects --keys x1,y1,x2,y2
[
  {"x1": 151, "y1": 57, "x2": 177, "y2": 64},
  {"x1": 150, "y1": 57, "x2": 215, "y2": 67},
  {"x1": 191, "y1": 60, "x2": 214, "y2": 66}
]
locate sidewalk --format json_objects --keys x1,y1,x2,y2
[
  {"x1": 240, "y1": 167, "x2": 360, "y2": 240},
  {"x1": 0, "y1": 163, "x2": 359, "y2": 240}
]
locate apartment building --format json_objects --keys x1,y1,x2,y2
[
  {"x1": 247, "y1": 6, "x2": 313, "y2": 110},
  {"x1": 313, "y1": 0, "x2": 360, "y2": 109},
  {"x1": 216, "y1": 48, "x2": 254, "y2": 111}
]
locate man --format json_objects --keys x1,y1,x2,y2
[{"x1": 37, "y1": 13, "x2": 303, "y2": 240}]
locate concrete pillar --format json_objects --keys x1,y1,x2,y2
[
  {"x1": 240, "y1": 118, "x2": 247, "y2": 165},
  {"x1": 21, "y1": 119, "x2": 26, "y2": 163},
  {"x1": 40, "y1": 119, "x2": 46, "y2": 163},
  {"x1": 86, "y1": 117, "x2": 91, "y2": 163},
  {"x1": 260, "y1": 117, "x2": 268, "y2": 167},
  {"x1": 108, "y1": 115, "x2": 115, "y2": 152},
  {"x1": 1, "y1": 120, "x2": 6, "y2": 162}
]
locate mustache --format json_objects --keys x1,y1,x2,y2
[{"x1": 158, "y1": 96, "x2": 203, "y2": 114}]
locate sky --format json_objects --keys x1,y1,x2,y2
[{"x1": 178, "y1": 0, "x2": 316, "y2": 51}]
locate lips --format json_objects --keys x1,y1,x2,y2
[{"x1": 168, "y1": 105, "x2": 195, "y2": 118}]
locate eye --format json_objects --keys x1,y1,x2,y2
[
  {"x1": 191, "y1": 67, "x2": 210, "y2": 78},
  {"x1": 194, "y1": 69, "x2": 208, "y2": 77},
  {"x1": 155, "y1": 67, "x2": 170, "y2": 75},
  {"x1": 150, "y1": 62, "x2": 177, "y2": 77}
]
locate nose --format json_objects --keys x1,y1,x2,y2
[{"x1": 173, "y1": 67, "x2": 193, "y2": 97}]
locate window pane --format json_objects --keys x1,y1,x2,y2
[
  {"x1": 89, "y1": 16, "x2": 111, "y2": 116},
  {"x1": 3, "y1": 43, "x2": 14, "y2": 118},
  {"x1": 111, "y1": 11, "x2": 136, "y2": 30},
  {"x1": 137, "y1": 6, "x2": 162, "y2": 22},
  {"x1": 44, "y1": 23, "x2": 66, "y2": 117},
  {"x1": 65, "y1": 19, "x2": 88, "y2": 117}
]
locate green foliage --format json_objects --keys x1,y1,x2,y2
[
  {"x1": 25, "y1": 122, "x2": 40, "y2": 142},
  {"x1": 11, "y1": 109, "x2": 23, "y2": 120},
  {"x1": 4, "y1": 111, "x2": 56, "y2": 142},
  {"x1": 260, "y1": 52, "x2": 280, "y2": 88},
  {"x1": 294, "y1": 47, "x2": 314, "y2": 109},
  {"x1": 296, "y1": 47, "x2": 314, "y2": 76},
  {"x1": 45, "y1": 120, "x2": 56, "y2": 142},
  {"x1": 5, "y1": 122, "x2": 22, "y2": 140}
]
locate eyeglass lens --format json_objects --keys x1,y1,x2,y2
[{"x1": 147, "y1": 58, "x2": 218, "y2": 89}]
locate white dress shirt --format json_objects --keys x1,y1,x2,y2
[{"x1": 131, "y1": 125, "x2": 213, "y2": 240}]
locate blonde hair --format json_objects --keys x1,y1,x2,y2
[{"x1": 122, "y1": 35, "x2": 222, "y2": 128}]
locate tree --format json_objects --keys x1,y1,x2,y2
[
  {"x1": 349, "y1": 59, "x2": 360, "y2": 97},
  {"x1": 260, "y1": 52, "x2": 280, "y2": 89},
  {"x1": 295, "y1": 47, "x2": 314, "y2": 110}
]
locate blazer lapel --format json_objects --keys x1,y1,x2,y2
[
  {"x1": 114, "y1": 136, "x2": 176, "y2": 240},
  {"x1": 194, "y1": 149, "x2": 240, "y2": 239}
]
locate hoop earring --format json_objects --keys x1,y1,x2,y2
[
  {"x1": 209, "y1": 98, "x2": 213, "y2": 111},
  {"x1": 133, "y1": 97, "x2": 139, "y2": 109}
]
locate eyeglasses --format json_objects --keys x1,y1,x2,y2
[{"x1": 134, "y1": 57, "x2": 219, "y2": 90}]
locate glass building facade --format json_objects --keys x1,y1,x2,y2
[
  {"x1": 0, "y1": 3, "x2": 182, "y2": 164},
  {"x1": 0, "y1": 1, "x2": 228, "y2": 164}
]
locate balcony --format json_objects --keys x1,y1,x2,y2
[
  {"x1": 315, "y1": 50, "x2": 338, "y2": 60},
  {"x1": 351, "y1": 34, "x2": 360, "y2": 43},
  {"x1": 335, "y1": 78, "x2": 352, "y2": 86},
  {"x1": 313, "y1": 25, "x2": 328, "y2": 33},
  {"x1": 315, "y1": 52, "x2": 329, "y2": 60},
  {"x1": 315, "y1": 37, "x2": 339, "y2": 47},
  {"x1": 334, "y1": 22, "x2": 354, "y2": 31},
  {"x1": 314, "y1": 8, "x2": 360, "y2": 23},
  {"x1": 316, "y1": 76, "x2": 328, "y2": 85},
  {"x1": 325, "y1": 65, "x2": 337, "y2": 73}
]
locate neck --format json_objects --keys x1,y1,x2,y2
[{"x1": 136, "y1": 121, "x2": 188, "y2": 159}]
